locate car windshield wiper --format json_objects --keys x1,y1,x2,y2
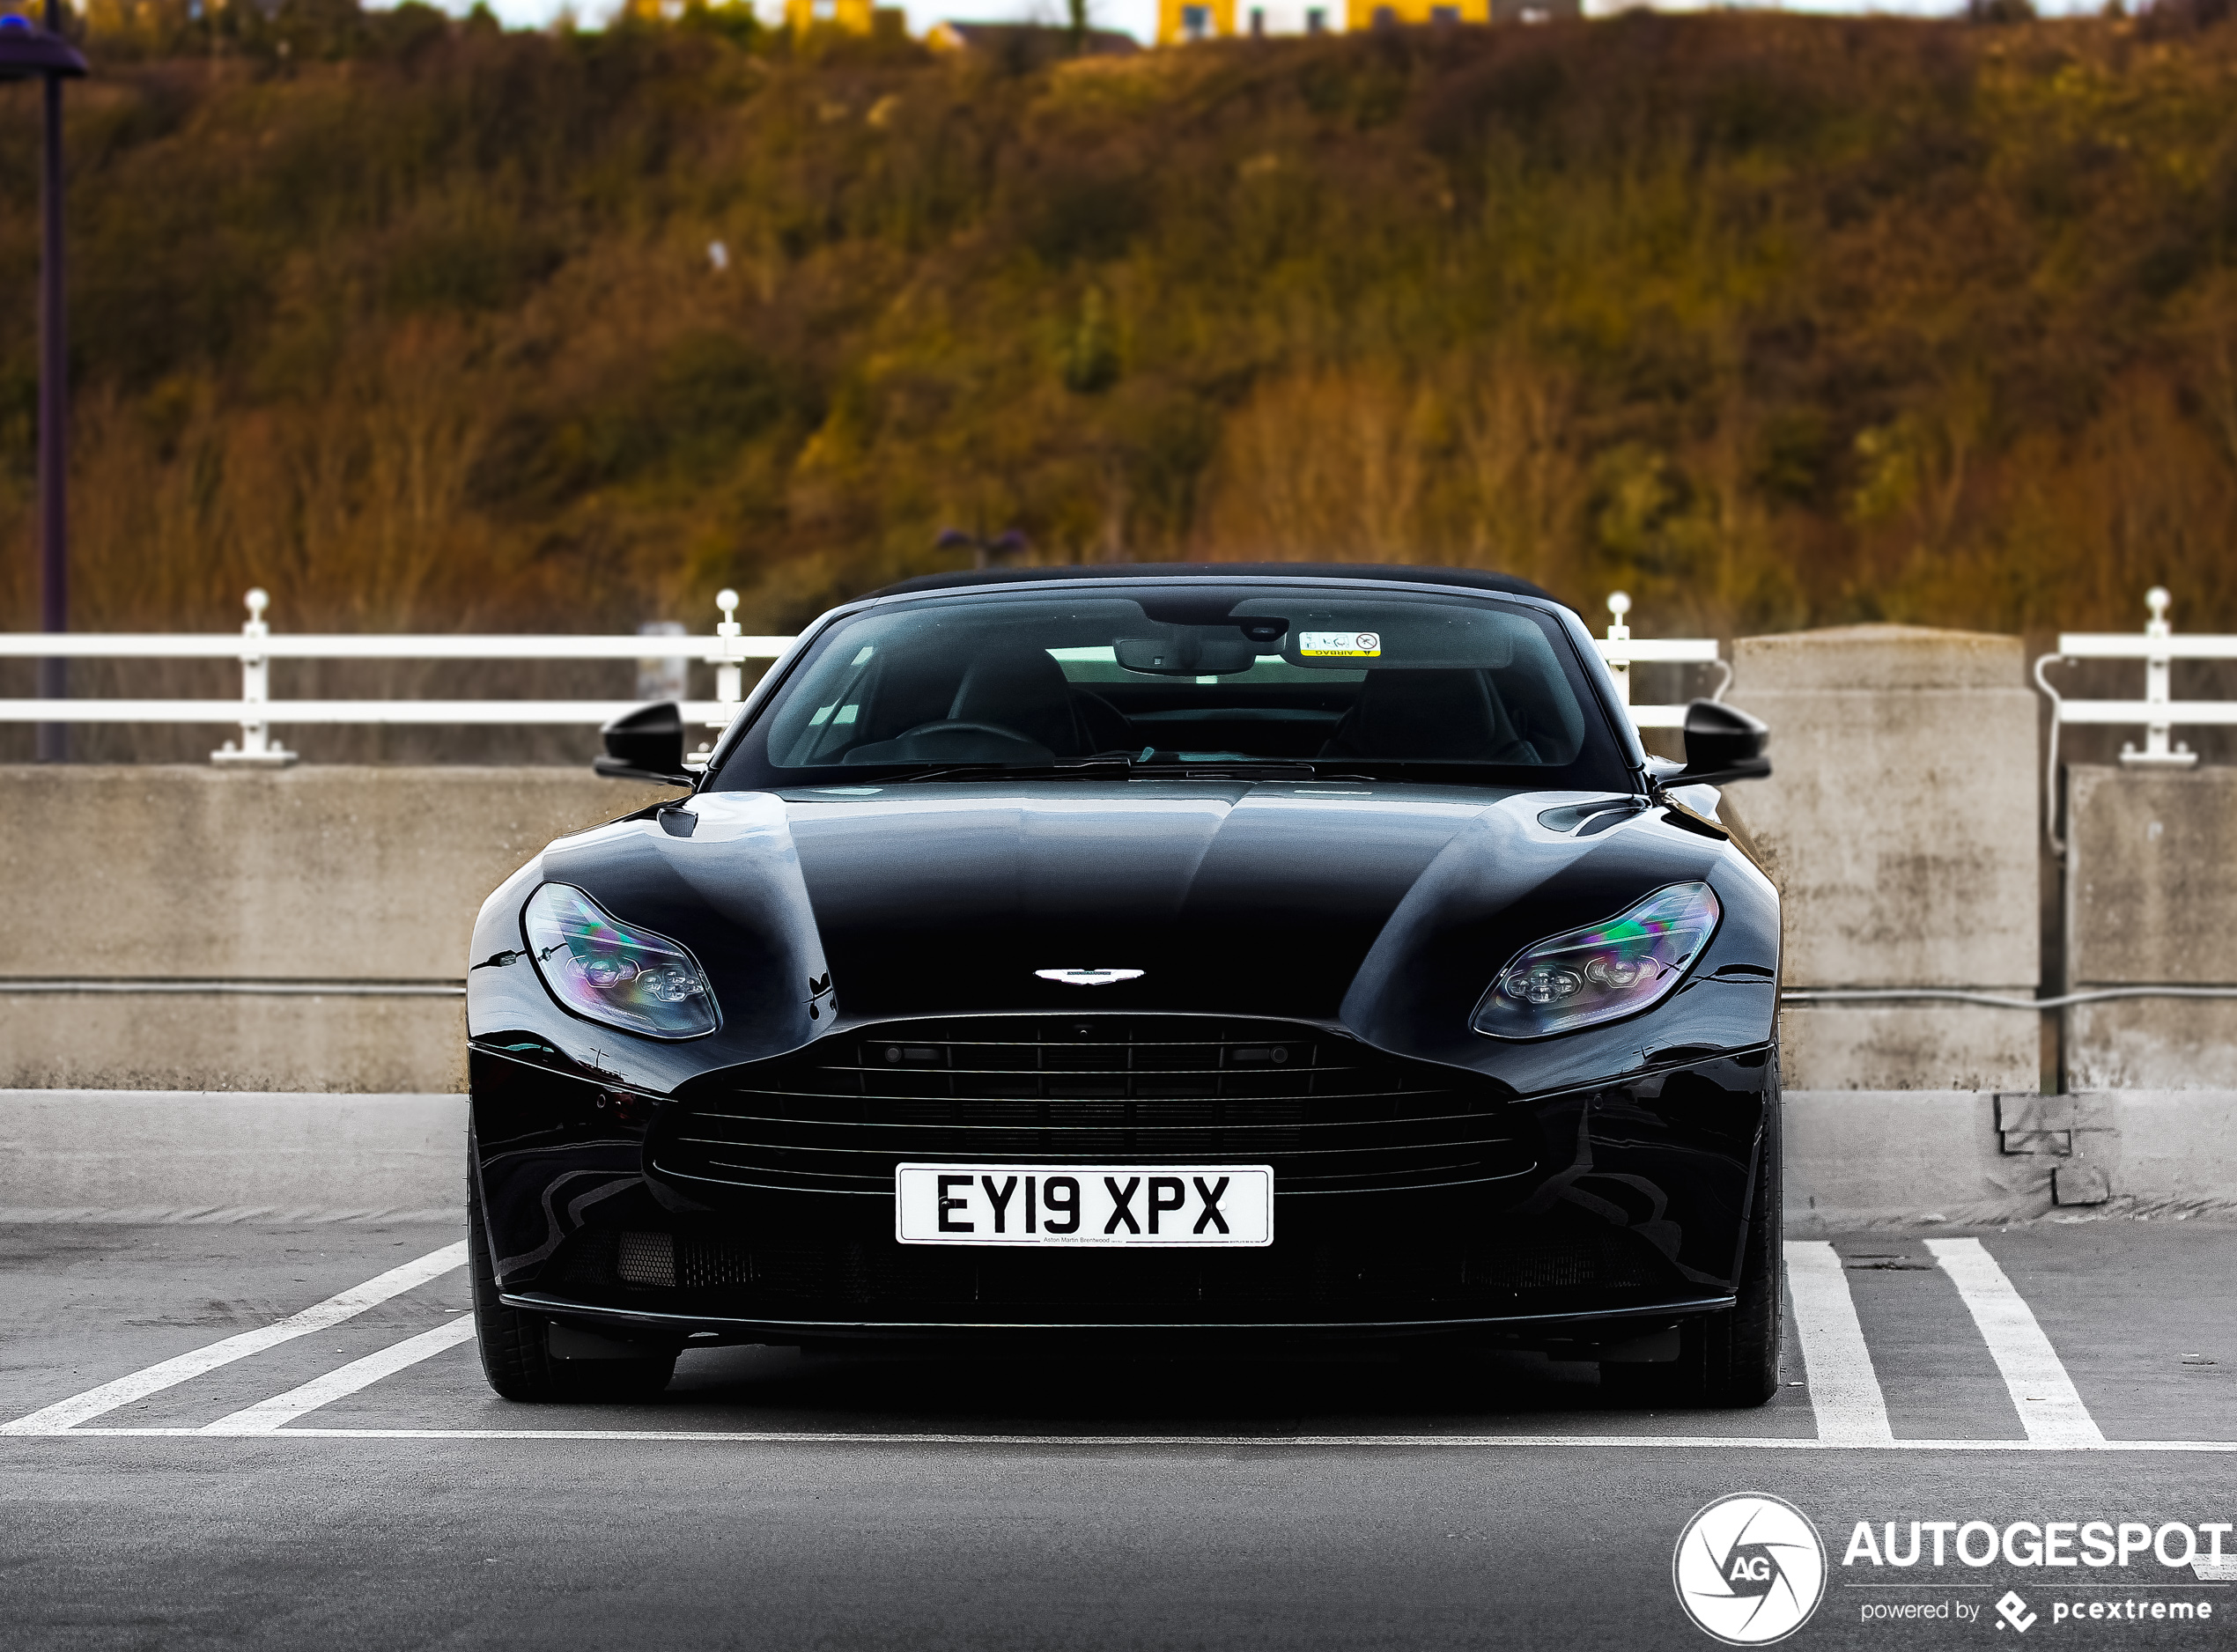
[
  {"x1": 878, "y1": 756, "x2": 1381, "y2": 785},
  {"x1": 1127, "y1": 760, "x2": 1368, "y2": 782},
  {"x1": 881, "y1": 756, "x2": 1141, "y2": 784}
]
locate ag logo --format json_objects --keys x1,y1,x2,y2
[{"x1": 1672, "y1": 1493, "x2": 1827, "y2": 1645}]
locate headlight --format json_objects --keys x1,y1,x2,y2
[
  {"x1": 1472, "y1": 881, "x2": 1721, "y2": 1040},
  {"x1": 522, "y1": 883, "x2": 719, "y2": 1040}
]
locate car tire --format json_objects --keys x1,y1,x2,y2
[
  {"x1": 1602, "y1": 1068, "x2": 1783, "y2": 1410},
  {"x1": 468, "y1": 1133, "x2": 678, "y2": 1404}
]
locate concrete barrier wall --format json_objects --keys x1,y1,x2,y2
[
  {"x1": 5, "y1": 996, "x2": 466, "y2": 1095},
  {"x1": 1783, "y1": 1088, "x2": 2237, "y2": 1232},
  {"x1": 1, "y1": 627, "x2": 2230, "y2": 1104},
  {"x1": 1724, "y1": 625, "x2": 2042, "y2": 1091},
  {"x1": 0, "y1": 766, "x2": 672, "y2": 1091},
  {"x1": 0, "y1": 1090, "x2": 469, "y2": 1221},
  {"x1": 2064, "y1": 766, "x2": 2237, "y2": 1089}
]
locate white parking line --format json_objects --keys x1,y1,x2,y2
[
  {"x1": 199, "y1": 1316, "x2": 477, "y2": 1435},
  {"x1": 0, "y1": 1236, "x2": 2167, "y2": 1453},
  {"x1": 1784, "y1": 1241, "x2": 1894, "y2": 1445},
  {"x1": 1926, "y1": 1237, "x2": 2107, "y2": 1447},
  {"x1": 0, "y1": 1242, "x2": 468, "y2": 1437}
]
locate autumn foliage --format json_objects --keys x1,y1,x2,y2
[{"x1": 2, "y1": 3, "x2": 2235, "y2": 650}]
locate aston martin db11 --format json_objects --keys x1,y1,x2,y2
[{"x1": 464, "y1": 564, "x2": 1782, "y2": 1405}]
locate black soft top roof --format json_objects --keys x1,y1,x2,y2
[{"x1": 872, "y1": 562, "x2": 1562, "y2": 607}]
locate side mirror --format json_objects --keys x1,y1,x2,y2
[
  {"x1": 1673, "y1": 699, "x2": 1770, "y2": 786},
  {"x1": 594, "y1": 701, "x2": 694, "y2": 785}
]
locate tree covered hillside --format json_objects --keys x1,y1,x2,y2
[{"x1": 2, "y1": 6, "x2": 2236, "y2": 642}]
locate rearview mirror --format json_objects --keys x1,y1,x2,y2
[
  {"x1": 1674, "y1": 699, "x2": 1770, "y2": 785},
  {"x1": 594, "y1": 701, "x2": 695, "y2": 785},
  {"x1": 1113, "y1": 637, "x2": 1262, "y2": 676}
]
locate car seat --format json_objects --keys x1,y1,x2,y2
[
  {"x1": 843, "y1": 644, "x2": 1087, "y2": 764},
  {"x1": 1318, "y1": 667, "x2": 1540, "y2": 763}
]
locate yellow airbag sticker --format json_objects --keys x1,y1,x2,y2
[{"x1": 1298, "y1": 631, "x2": 1382, "y2": 659}]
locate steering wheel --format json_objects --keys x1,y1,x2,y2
[{"x1": 893, "y1": 721, "x2": 1051, "y2": 759}]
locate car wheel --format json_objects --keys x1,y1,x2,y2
[
  {"x1": 468, "y1": 1132, "x2": 678, "y2": 1404},
  {"x1": 1602, "y1": 1071, "x2": 1783, "y2": 1410}
]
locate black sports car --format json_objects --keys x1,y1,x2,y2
[{"x1": 464, "y1": 564, "x2": 1783, "y2": 1405}]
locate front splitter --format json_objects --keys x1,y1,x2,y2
[{"x1": 501, "y1": 1289, "x2": 1739, "y2": 1348}]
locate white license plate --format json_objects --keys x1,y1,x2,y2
[{"x1": 895, "y1": 1164, "x2": 1273, "y2": 1247}]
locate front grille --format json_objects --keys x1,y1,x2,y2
[
  {"x1": 543, "y1": 1222, "x2": 1672, "y2": 1320},
  {"x1": 653, "y1": 1015, "x2": 1538, "y2": 1198}
]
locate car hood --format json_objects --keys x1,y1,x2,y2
[
  {"x1": 772, "y1": 781, "x2": 1501, "y2": 1020},
  {"x1": 491, "y1": 777, "x2": 1771, "y2": 1096}
]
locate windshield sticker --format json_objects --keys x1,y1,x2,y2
[{"x1": 1298, "y1": 631, "x2": 1381, "y2": 658}]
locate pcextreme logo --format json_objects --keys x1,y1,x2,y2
[
  {"x1": 1674, "y1": 1493, "x2": 1829, "y2": 1646},
  {"x1": 1997, "y1": 1591, "x2": 2040, "y2": 1634}
]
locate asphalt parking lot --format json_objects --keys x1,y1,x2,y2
[{"x1": 4, "y1": 1219, "x2": 2235, "y2": 1650}]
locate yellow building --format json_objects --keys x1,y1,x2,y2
[
  {"x1": 785, "y1": 0, "x2": 878, "y2": 33},
  {"x1": 1158, "y1": 0, "x2": 1550, "y2": 43},
  {"x1": 1345, "y1": 0, "x2": 1493, "y2": 23}
]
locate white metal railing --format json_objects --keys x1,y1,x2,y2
[
  {"x1": 0, "y1": 588, "x2": 791, "y2": 766},
  {"x1": 1594, "y1": 591, "x2": 1727, "y2": 727},
  {"x1": 2034, "y1": 585, "x2": 2237, "y2": 852},
  {"x1": 0, "y1": 584, "x2": 1718, "y2": 763}
]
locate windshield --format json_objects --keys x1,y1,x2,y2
[{"x1": 707, "y1": 584, "x2": 1633, "y2": 791}]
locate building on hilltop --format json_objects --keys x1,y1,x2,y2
[
  {"x1": 1156, "y1": 0, "x2": 1333, "y2": 35},
  {"x1": 1156, "y1": 0, "x2": 1574, "y2": 42},
  {"x1": 784, "y1": 0, "x2": 909, "y2": 34}
]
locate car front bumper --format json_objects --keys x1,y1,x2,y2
[{"x1": 470, "y1": 1022, "x2": 1776, "y2": 1350}]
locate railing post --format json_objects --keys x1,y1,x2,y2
[
  {"x1": 684, "y1": 586, "x2": 746, "y2": 771},
  {"x1": 1604, "y1": 591, "x2": 1632, "y2": 707},
  {"x1": 713, "y1": 587, "x2": 743, "y2": 711},
  {"x1": 2120, "y1": 586, "x2": 2196, "y2": 769},
  {"x1": 210, "y1": 587, "x2": 296, "y2": 768}
]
